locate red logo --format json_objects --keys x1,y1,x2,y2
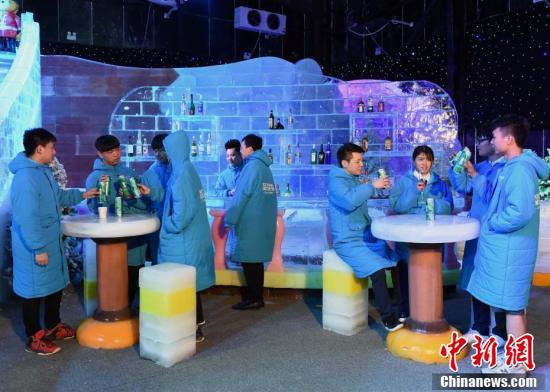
[
  {"x1": 503, "y1": 333, "x2": 535, "y2": 371},
  {"x1": 470, "y1": 335, "x2": 499, "y2": 368},
  {"x1": 440, "y1": 331, "x2": 468, "y2": 372}
]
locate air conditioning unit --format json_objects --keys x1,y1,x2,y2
[{"x1": 234, "y1": 6, "x2": 286, "y2": 36}]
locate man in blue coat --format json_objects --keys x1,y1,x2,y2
[
  {"x1": 142, "y1": 133, "x2": 171, "y2": 264},
  {"x1": 225, "y1": 134, "x2": 277, "y2": 310},
  {"x1": 9, "y1": 128, "x2": 98, "y2": 355},
  {"x1": 85, "y1": 135, "x2": 160, "y2": 307},
  {"x1": 448, "y1": 130, "x2": 507, "y2": 345},
  {"x1": 157, "y1": 131, "x2": 214, "y2": 341},
  {"x1": 328, "y1": 143, "x2": 403, "y2": 331},
  {"x1": 214, "y1": 139, "x2": 242, "y2": 197},
  {"x1": 466, "y1": 115, "x2": 549, "y2": 374}
]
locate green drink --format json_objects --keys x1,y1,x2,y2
[
  {"x1": 129, "y1": 177, "x2": 141, "y2": 199},
  {"x1": 115, "y1": 196, "x2": 122, "y2": 217},
  {"x1": 426, "y1": 197, "x2": 435, "y2": 221},
  {"x1": 118, "y1": 175, "x2": 131, "y2": 198},
  {"x1": 97, "y1": 176, "x2": 110, "y2": 206}
]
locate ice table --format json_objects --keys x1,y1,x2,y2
[
  {"x1": 371, "y1": 214, "x2": 479, "y2": 364},
  {"x1": 62, "y1": 214, "x2": 160, "y2": 349}
]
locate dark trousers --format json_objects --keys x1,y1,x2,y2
[
  {"x1": 22, "y1": 290, "x2": 63, "y2": 337},
  {"x1": 472, "y1": 296, "x2": 507, "y2": 339},
  {"x1": 369, "y1": 269, "x2": 393, "y2": 321},
  {"x1": 396, "y1": 261, "x2": 409, "y2": 315},
  {"x1": 128, "y1": 265, "x2": 141, "y2": 307},
  {"x1": 196, "y1": 292, "x2": 204, "y2": 324},
  {"x1": 241, "y1": 262, "x2": 264, "y2": 302}
]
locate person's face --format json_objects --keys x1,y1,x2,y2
[
  {"x1": 36, "y1": 141, "x2": 56, "y2": 164},
  {"x1": 99, "y1": 147, "x2": 121, "y2": 166},
  {"x1": 226, "y1": 147, "x2": 242, "y2": 167},
  {"x1": 341, "y1": 152, "x2": 363, "y2": 176},
  {"x1": 154, "y1": 148, "x2": 169, "y2": 164},
  {"x1": 491, "y1": 127, "x2": 511, "y2": 155},
  {"x1": 476, "y1": 137, "x2": 494, "y2": 157},
  {"x1": 414, "y1": 152, "x2": 432, "y2": 175},
  {"x1": 240, "y1": 142, "x2": 253, "y2": 160}
]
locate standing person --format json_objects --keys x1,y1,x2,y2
[
  {"x1": 9, "y1": 128, "x2": 98, "y2": 355},
  {"x1": 448, "y1": 130, "x2": 507, "y2": 345},
  {"x1": 328, "y1": 143, "x2": 403, "y2": 331},
  {"x1": 214, "y1": 139, "x2": 243, "y2": 197},
  {"x1": 389, "y1": 145, "x2": 453, "y2": 322},
  {"x1": 157, "y1": 131, "x2": 214, "y2": 342},
  {"x1": 465, "y1": 115, "x2": 548, "y2": 374},
  {"x1": 142, "y1": 133, "x2": 172, "y2": 264},
  {"x1": 85, "y1": 135, "x2": 159, "y2": 307},
  {"x1": 225, "y1": 134, "x2": 277, "y2": 310}
]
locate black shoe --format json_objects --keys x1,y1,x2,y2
[
  {"x1": 196, "y1": 326, "x2": 205, "y2": 343},
  {"x1": 231, "y1": 299, "x2": 265, "y2": 310},
  {"x1": 398, "y1": 311, "x2": 409, "y2": 323},
  {"x1": 383, "y1": 315, "x2": 404, "y2": 332}
]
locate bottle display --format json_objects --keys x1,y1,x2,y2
[
  {"x1": 384, "y1": 131, "x2": 392, "y2": 151},
  {"x1": 127, "y1": 136, "x2": 134, "y2": 157},
  {"x1": 269, "y1": 110, "x2": 275, "y2": 129},
  {"x1": 286, "y1": 145, "x2": 292, "y2": 165},
  {"x1": 367, "y1": 96, "x2": 374, "y2": 112},
  {"x1": 310, "y1": 145, "x2": 317, "y2": 164},
  {"x1": 318, "y1": 144, "x2": 325, "y2": 164},
  {"x1": 191, "y1": 136, "x2": 198, "y2": 158},
  {"x1": 358, "y1": 97, "x2": 365, "y2": 113}
]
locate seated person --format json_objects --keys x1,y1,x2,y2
[
  {"x1": 214, "y1": 139, "x2": 242, "y2": 197},
  {"x1": 328, "y1": 143, "x2": 403, "y2": 332}
]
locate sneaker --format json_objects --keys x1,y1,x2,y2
[
  {"x1": 25, "y1": 330, "x2": 61, "y2": 355},
  {"x1": 231, "y1": 299, "x2": 265, "y2": 310},
  {"x1": 398, "y1": 311, "x2": 409, "y2": 323},
  {"x1": 481, "y1": 356, "x2": 527, "y2": 375},
  {"x1": 196, "y1": 326, "x2": 205, "y2": 343},
  {"x1": 46, "y1": 322, "x2": 76, "y2": 341},
  {"x1": 490, "y1": 334, "x2": 506, "y2": 349},
  {"x1": 197, "y1": 320, "x2": 206, "y2": 327},
  {"x1": 383, "y1": 315, "x2": 404, "y2": 332},
  {"x1": 463, "y1": 329, "x2": 487, "y2": 344}
]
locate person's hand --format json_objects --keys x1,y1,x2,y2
[
  {"x1": 417, "y1": 180, "x2": 427, "y2": 192},
  {"x1": 83, "y1": 188, "x2": 99, "y2": 199},
  {"x1": 138, "y1": 184, "x2": 151, "y2": 196},
  {"x1": 464, "y1": 161, "x2": 477, "y2": 177},
  {"x1": 372, "y1": 177, "x2": 391, "y2": 189},
  {"x1": 228, "y1": 188, "x2": 236, "y2": 197},
  {"x1": 100, "y1": 175, "x2": 110, "y2": 182},
  {"x1": 35, "y1": 252, "x2": 48, "y2": 266}
]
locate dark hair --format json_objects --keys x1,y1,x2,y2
[
  {"x1": 23, "y1": 128, "x2": 57, "y2": 156},
  {"x1": 95, "y1": 135, "x2": 120, "y2": 153},
  {"x1": 151, "y1": 133, "x2": 168, "y2": 150},
  {"x1": 477, "y1": 122, "x2": 494, "y2": 142},
  {"x1": 336, "y1": 143, "x2": 364, "y2": 167},
  {"x1": 225, "y1": 139, "x2": 241, "y2": 152},
  {"x1": 412, "y1": 145, "x2": 434, "y2": 162},
  {"x1": 490, "y1": 114, "x2": 530, "y2": 147},
  {"x1": 242, "y1": 134, "x2": 263, "y2": 151}
]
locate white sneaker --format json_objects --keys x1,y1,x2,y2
[
  {"x1": 490, "y1": 334, "x2": 506, "y2": 349},
  {"x1": 481, "y1": 357, "x2": 527, "y2": 375},
  {"x1": 463, "y1": 329, "x2": 488, "y2": 344}
]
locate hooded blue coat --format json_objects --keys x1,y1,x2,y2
[
  {"x1": 214, "y1": 165, "x2": 241, "y2": 197},
  {"x1": 157, "y1": 131, "x2": 215, "y2": 291},
  {"x1": 448, "y1": 158, "x2": 505, "y2": 289},
  {"x1": 85, "y1": 158, "x2": 162, "y2": 266},
  {"x1": 224, "y1": 150, "x2": 277, "y2": 263},
  {"x1": 142, "y1": 161, "x2": 171, "y2": 219},
  {"x1": 328, "y1": 167, "x2": 398, "y2": 278},
  {"x1": 9, "y1": 152, "x2": 84, "y2": 298},
  {"x1": 467, "y1": 150, "x2": 549, "y2": 311},
  {"x1": 389, "y1": 170, "x2": 453, "y2": 262}
]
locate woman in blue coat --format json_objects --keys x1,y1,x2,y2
[
  {"x1": 158, "y1": 130, "x2": 214, "y2": 340},
  {"x1": 389, "y1": 145, "x2": 453, "y2": 321},
  {"x1": 9, "y1": 128, "x2": 97, "y2": 355}
]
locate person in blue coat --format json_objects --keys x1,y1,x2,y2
[
  {"x1": 328, "y1": 143, "x2": 403, "y2": 332},
  {"x1": 142, "y1": 133, "x2": 172, "y2": 265},
  {"x1": 448, "y1": 130, "x2": 507, "y2": 344},
  {"x1": 157, "y1": 131, "x2": 214, "y2": 341},
  {"x1": 214, "y1": 139, "x2": 242, "y2": 197},
  {"x1": 9, "y1": 128, "x2": 98, "y2": 355},
  {"x1": 466, "y1": 115, "x2": 549, "y2": 374},
  {"x1": 224, "y1": 134, "x2": 277, "y2": 310},
  {"x1": 85, "y1": 135, "x2": 160, "y2": 306},
  {"x1": 389, "y1": 145, "x2": 453, "y2": 321}
]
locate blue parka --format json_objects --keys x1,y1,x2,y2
[
  {"x1": 328, "y1": 167, "x2": 398, "y2": 278},
  {"x1": 9, "y1": 152, "x2": 84, "y2": 298},
  {"x1": 214, "y1": 165, "x2": 241, "y2": 197},
  {"x1": 389, "y1": 170, "x2": 453, "y2": 262},
  {"x1": 142, "y1": 161, "x2": 171, "y2": 219},
  {"x1": 467, "y1": 150, "x2": 549, "y2": 311},
  {"x1": 224, "y1": 150, "x2": 277, "y2": 263},
  {"x1": 85, "y1": 158, "x2": 162, "y2": 266},
  {"x1": 157, "y1": 131, "x2": 215, "y2": 291},
  {"x1": 448, "y1": 158, "x2": 505, "y2": 289}
]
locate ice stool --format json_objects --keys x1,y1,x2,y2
[
  {"x1": 322, "y1": 249, "x2": 368, "y2": 336},
  {"x1": 139, "y1": 263, "x2": 197, "y2": 367},
  {"x1": 82, "y1": 239, "x2": 97, "y2": 316}
]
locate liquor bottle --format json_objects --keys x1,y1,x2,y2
[
  {"x1": 286, "y1": 144, "x2": 292, "y2": 165},
  {"x1": 181, "y1": 94, "x2": 187, "y2": 115},
  {"x1": 325, "y1": 142, "x2": 331, "y2": 164},
  {"x1": 276, "y1": 184, "x2": 280, "y2": 197},
  {"x1": 295, "y1": 143, "x2": 302, "y2": 165},
  {"x1": 358, "y1": 97, "x2": 365, "y2": 113},
  {"x1": 288, "y1": 109, "x2": 294, "y2": 129},
  {"x1": 354, "y1": 129, "x2": 361, "y2": 146},
  {"x1": 311, "y1": 144, "x2": 317, "y2": 165},
  {"x1": 268, "y1": 148, "x2": 273, "y2": 163},
  {"x1": 206, "y1": 133, "x2": 212, "y2": 156},
  {"x1": 318, "y1": 144, "x2": 325, "y2": 164},
  {"x1": 191, "y1": 136, "x2": 198, "y2": 158},
  {"x1": 362, "y1": 132, "x2": 369, "y2": 152},
  {"x1": 276, "y1": 118, "x2": 284, "y2": 129},
  {"x1": 284, "y1": 183, "x2": 292, "y2": 197},
  {"x1": 127, "y1": 136, "x2": 135, "y2": 158},
  {"x1": 269, "y1": 110, "x2": 275, "y2": 129},
  {"x1": 367, "y1": 95, "x2": 374, "y2": 112},
  {"x1": 384, "y1": 131, "x2": 392, "y2": 151},
  {"x1": 136, "y1": 135, "x2": 143, "y2": 157},
  {"x1": 377, "y1": 98, "x2": 385, "y2": 112},
  {"x1": 142, "y1": 137, "x2": 148, "y2": 156},
  {"x1": 198, "y1": 133, "x2": 205, "y2": 156},
  {"x1": 189, "y1": 93, "x2": 196, "y2": 115},
  {"x1": 198, "y1": 95, "x2": 204, "y2": 115}
]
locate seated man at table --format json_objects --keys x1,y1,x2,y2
[
  {"x1": 328, "y1": 143, "x2": 403, "y2": 332},
  {"x1": 85, "y1": 135, "x2": 161, "y2": 307},
  {"x1": 214, "y1": 139, "x2": 243, "y2": 197},
  {"x1": 9, "y1": 128, "x2": 98, "y2": 355}
]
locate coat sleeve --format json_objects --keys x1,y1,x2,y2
[
  {"x1": 389, "y1": 177, "x2": 421, "y2": 214},
  {"x1": 448, "y1": 167, "x2": 472, "y2": 195},
  {"x1": 85, "y1": 172, "x2": 100, "y2": 213},
  {"x1": 488, "y1": 165, "x2": 536, "y2": 233},
  {"x1": 57, "y1": 188, "x2": 84, "y2": 207},
  {"x1": 141, "y1": 168, "x2": 164, "y2": 205},
  {"x1": 12, "y1": 172, "x2": 47, "y2": 254},
  {"x1": 224, "y1": 165, "x2": 256, "y2": 228},
  {"x1": 471, "y1": 173, "x2": 489, "y2": 199},
  {"x1": 163, "y1": 175, "x2": 196, "y2": 233},
  {"x1": 328, "y1": 178, "x2": 373, "y2": 212},
  {"x1": 214, "y1": 171, "x2": 230, "y2": 197}
]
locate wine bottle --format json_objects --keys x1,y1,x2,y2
[
  {"x1": 136, "y1": 135, "x2": 143, "y2": 157},
  {"x1": 181, "y1": 94, "x2": 187, "y2": 115},
  {"x1": 358, "y1": 97, "x2": 365, "y2": 113},
  {"x1": 206, "y1": 132, "x2": 212, "y2": 156},
  {"x1": 367, "y1": 96, "x2": 374, "y2": 112},
  {"x1": 318, "y1": 144, "x2": 325, "y2": 164},
  {"x1": 142, "y1": 137, "x2": 148, "y2": 156},
  {"x1": 284, "y1": 183, "x2": 292, "y2": 197},
  {"x1": 269, "y1": 110, "x2": 275, "y2": 129},
  {"x1": 286, "y1": 144, "x2": 292, "y2": 165},
  {"x1": 384, "y1": 131, "x2": 392, "y2": 151},
  {"x1": 325, "y1": 142, "x2": 331, "y2": 164},
  {"x1": 127, "y1": 136, "x2": 135, "y2": 157},
  {"x1": 377, "y1": 98, "x2": 385, "y2": 112},
  {"x1": 268, "y1": 148, "x2": 273, "y2": 163},
  {"x1": 191, "y1": 136, "x2": 198, "y2": 158},
  {"x1": 198, "y1": 133, "x2": 205, "y2": 156},
  {"x1": 189, "y1": 93, "x2": 196, "y2": 115},
  {"x1": 311, "y1": 144, "x2": 317, "y2": 164}
]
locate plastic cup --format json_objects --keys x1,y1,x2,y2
[{"x1": 98, "y1": 206, "x2": 108, "y2": 220}]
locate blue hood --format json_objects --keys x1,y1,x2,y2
[
  {"x1": 164, "y1": 131, "x2": 190, "y2": 168},
  {"x1": 246, "y1": 150, "x2": 272, "y2": 167},
  {"x1": 9, "y1": 152, "x2": 47, "y2": 174},
  {"x1": 510, "y1": 149, "x2": 549, "y2": 180}
]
